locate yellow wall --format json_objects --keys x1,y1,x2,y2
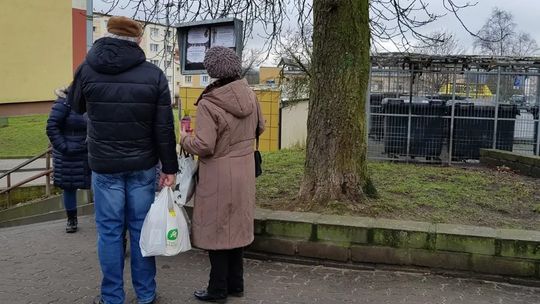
[
  {"x1": 259, "y1": 67, "x2": 282, "y2": 85},
  {"x1": 179, "y1": 87, "x2": 280, "y2": 151},
  {"x1": 0, "y1": 0, "x2": 73, "y2": 104}
]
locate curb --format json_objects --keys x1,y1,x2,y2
[{"x1": 2, "y1": 195, "x2": 540, "y2": 280}]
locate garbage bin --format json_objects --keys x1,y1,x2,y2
[
  {"x1": 496, "y1": 104, "x2": 519, "y2": 151},
  {"x1": 451, "y1": 103, "x2": 518, "y2": 160},
  {"x1": 532, "y1": 106, "x2": 539, "y2": 155},
  {"x1": 369, "y1": 93, "x2": 385, "y2": 141},
  {"x1": 382, "y1": 98, "x2": 407, "y2": 156},
  {"x1": 409, "y1": 100, "x2": 447, "y2": 158},
  {"x1": 383, "y1": 99, "x2": 446, "y2": 158}
]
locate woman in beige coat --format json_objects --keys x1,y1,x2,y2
[{"x1": 180, "y1": 46, "x2": 265, "y2": 303}]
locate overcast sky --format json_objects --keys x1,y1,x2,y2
[
  {"x1": 94, "y1": 0, "x2": 540, "y2": 56},
  {"x1": 397, "y1": 0, "x2": 540, "y2": 54}
]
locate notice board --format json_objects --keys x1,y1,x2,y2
[{"x1": 176, "y1": 18, "x2": 243, "y2": 75}]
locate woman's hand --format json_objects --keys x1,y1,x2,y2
[{"x1": 179, "y1": 126, "x2": 191, "y2": 142}]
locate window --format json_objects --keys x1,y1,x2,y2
[
  {"x1": 93, "y1": 26, "x2": 96, "y2": 32},
  {"x1": 176, "y1": 67, "x2": 180, "y2": 72},
  {"x1": 150, "y1": 59, "x2": 159, "y2": 65},
  {"x1": 165, "y1": 60, "x2": 171, "y2": 68},
  {"x1": 166, "y1": 45, "x2": 173, "y2": 52},
  {"x1": 150, "y1": 44, "x2": 159, "y2": 52},
  {"x1": 177, "y1": 82, "x2": 180, "y2": 86},
  {"x1": 185, "y1": 76, "x2": 192, "y2": 83},
  {"x1": 202, "y1": 75, "x2": 209, "y2": 83},
  {"x1": 150, "y1": 28, "x2": 159, "y2": 37}
]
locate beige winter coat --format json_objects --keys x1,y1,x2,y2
[{"x1": 181, "y1": 79, "x2": 265, "y2": 250}]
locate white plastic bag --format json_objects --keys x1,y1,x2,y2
[
  {"x1": 140, "y1": 187, "x2": 191, "y2": 257},
  {"x1": 174, "y1": 152, "x2": 198, "y2": 206}
]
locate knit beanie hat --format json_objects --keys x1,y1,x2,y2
[
  {"x1": 203, "y1": 46, "x2": 242, "y2": 79},
  {"x1": 107, "y1": 16, "x2": 143, "y2": 38}
]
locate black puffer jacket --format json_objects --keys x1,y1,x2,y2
[
  {"x1": 70, "y1": 37, "x2": 178, "y2": 174},
  {"x1": 46, "y1": 89, "x2": 91, "y2": 189}
]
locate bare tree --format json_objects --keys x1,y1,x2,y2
[
  {"x1": 474, "y1": 7, "x2": 538, "y2": 57},
  {"x1": 97, "y1": 0, "x2": 477, "y2": 204},
  {"x1": 274, "y1": 28, "x2": 312, "y2": 101},
  {"x1": 411, "y1": 31, "x2": 463, "y2": 95},
  {"x1": 512, "y1": 32, "x2": 539, "y2": 57},
  {"x1": 413, "y1": 31, "x2": 463, "y2": 55}
]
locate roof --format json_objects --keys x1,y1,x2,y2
[{"x1": 372, "y1": 52, "x2": 540, "y2": 71}]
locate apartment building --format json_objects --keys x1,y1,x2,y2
[{"x1": 93, "y1": 13, "x2": 210, "y2": 103}]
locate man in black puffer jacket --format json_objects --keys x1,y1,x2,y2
[{"x1": 69, "y1": 16, "x2": 177, "y2": 304}]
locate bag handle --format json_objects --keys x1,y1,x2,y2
[{"x1": 166, "y1": 187, "x2": 175, "y2": 212}]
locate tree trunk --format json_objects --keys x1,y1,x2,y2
[{"x1": 299, "y1": 0, "x2": 376, "y2": 203}]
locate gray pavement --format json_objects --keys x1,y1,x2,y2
[{"x1": 1, "y1": 216, "x2": 540, "y2": 304}]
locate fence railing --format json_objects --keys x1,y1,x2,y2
[{"x1": 0, "y1": 147, "x2": 53, "y2": 207}]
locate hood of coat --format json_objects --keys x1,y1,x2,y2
[
  {"x1": 86, "y1": 37, "x2": 146, "y2": 74},
  {"x1": 54, "y1": 87, "x2": 68, "y2": 99},
  {"x1": 202, "y1": 79, "x2": 255, "y2": 118}
]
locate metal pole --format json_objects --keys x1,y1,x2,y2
[
  {"x1": 448, "y1": 69, "x2": 457, "y2": 165},
  {"x1": 406, "y1": 67, "x2": 414, "y2": 162},
  {"x1": 465, "y1": 72, "x2": 470, "y2": 98},
  {"x1": 493, "y1": 67, "x2": 501, "y2": 149},
  {"x1": 6, "y1": 173, "x2": 11, "y2": 207},
  {"x1": 86, "y1": 0, "x2": 93, "y2": 51},
  {"x1": 45, "y1": 151, "x2": 51, "y2": 196},
  {"x1": 366, "y1": 63, "x2": 372, "y2": 144},
  {"x1": 533, "y1": 110, "x2": 540, "y2": 156}
]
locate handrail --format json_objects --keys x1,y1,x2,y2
[
  {"x1": 0, "y1": 148, "x2": 52, "y2": 180},
  {"x1": 0, "y1": 147, "x2": 53, "y2": 208},
  {"x1": 0, "y1": 169, "x2": 53, "y2": 195}
]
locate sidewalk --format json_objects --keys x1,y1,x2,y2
[{"x1": 1, "y1": 216, "x2": 540, "y2": 303}]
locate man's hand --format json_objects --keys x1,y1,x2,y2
[{"x1": 160, "y1": 173, "x2": 176, "y2": 188}]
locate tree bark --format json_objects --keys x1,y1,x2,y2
[{"x1": 299, "y1": 0, "x2": 376, "y2": 203}]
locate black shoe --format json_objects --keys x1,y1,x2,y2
[
  {"x1": 194, "y1": 290, "x2": 227, "y2": 303},
  {"x1": 92, "y1": 295, "x2": 104, "y2": 304},
  {"x1": 66, "y1": 217, "x2": 78, "y2": 233},
  {"x1": 228, "y1": 288, "x2": 244, "y2": 297}
]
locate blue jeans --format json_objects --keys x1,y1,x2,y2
[
  {"x1": 63, "y1": 189, "x2": 77, "y2": 211},
  {"x1": 93, "y1": 167, "x2": 157, "y2": 304}
]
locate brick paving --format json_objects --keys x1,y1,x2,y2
[{"x1": 1, "y1": 216, "x2": 540, "y2": 304}]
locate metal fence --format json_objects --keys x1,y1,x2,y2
[{"x1": 367, "y1": 54, "x2": 540, "y2": 164}]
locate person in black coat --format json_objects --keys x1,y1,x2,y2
[
  {"x1": 46, "y1": 87, "x2": 91, "y2": 233},
  {"x1": 68, "y1": 16, "x2": 178, "y2": 304}
]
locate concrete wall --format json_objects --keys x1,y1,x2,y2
[
  {"x1": 0, "y1": 0, "x2": 73, "y2": 104},
  {"x1": 281, "y1": 100, "x2": 308, "y2": 149}
]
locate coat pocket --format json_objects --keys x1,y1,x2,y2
[{"x1": 195, "y1": 162, "x2": 218, "y2": 199}]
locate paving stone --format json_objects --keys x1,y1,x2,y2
[{"x1": 1, "y1": 216, "x2": 540, "y2": 304}]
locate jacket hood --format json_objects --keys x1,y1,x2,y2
[
  {"x1": 86, "y1": 37, "x2": 146, "y2": 74},
  {"x1": 54, "y1": 87, "x2": 68, "y2": 99},
  {"x1": 202, "y1": 79, "x2": 254, "y2": 118}
]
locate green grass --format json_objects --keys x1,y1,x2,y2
[
  {"x1": 0, "y1": 115, "x2": 49, "y2": 158},
  {"x1": 4, "y1": 115, "x2": 540, "y2": 230},
  {"x1": 0, "y1": 111, "x2": 184, "y2": 159},
  {"x1": 0, "y1": 186, "x2": 62, "y2": 210},
  {"x1": 257, "y1": 149, "x2": 540, "y2": 230}
]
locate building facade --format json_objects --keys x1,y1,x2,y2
[{"x1": 0, "y1": 0, "x2": 89, "y2": 115}]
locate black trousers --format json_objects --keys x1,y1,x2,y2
[{"x1": 207, "y1": 247, "x2": 244, "y2": 295}]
